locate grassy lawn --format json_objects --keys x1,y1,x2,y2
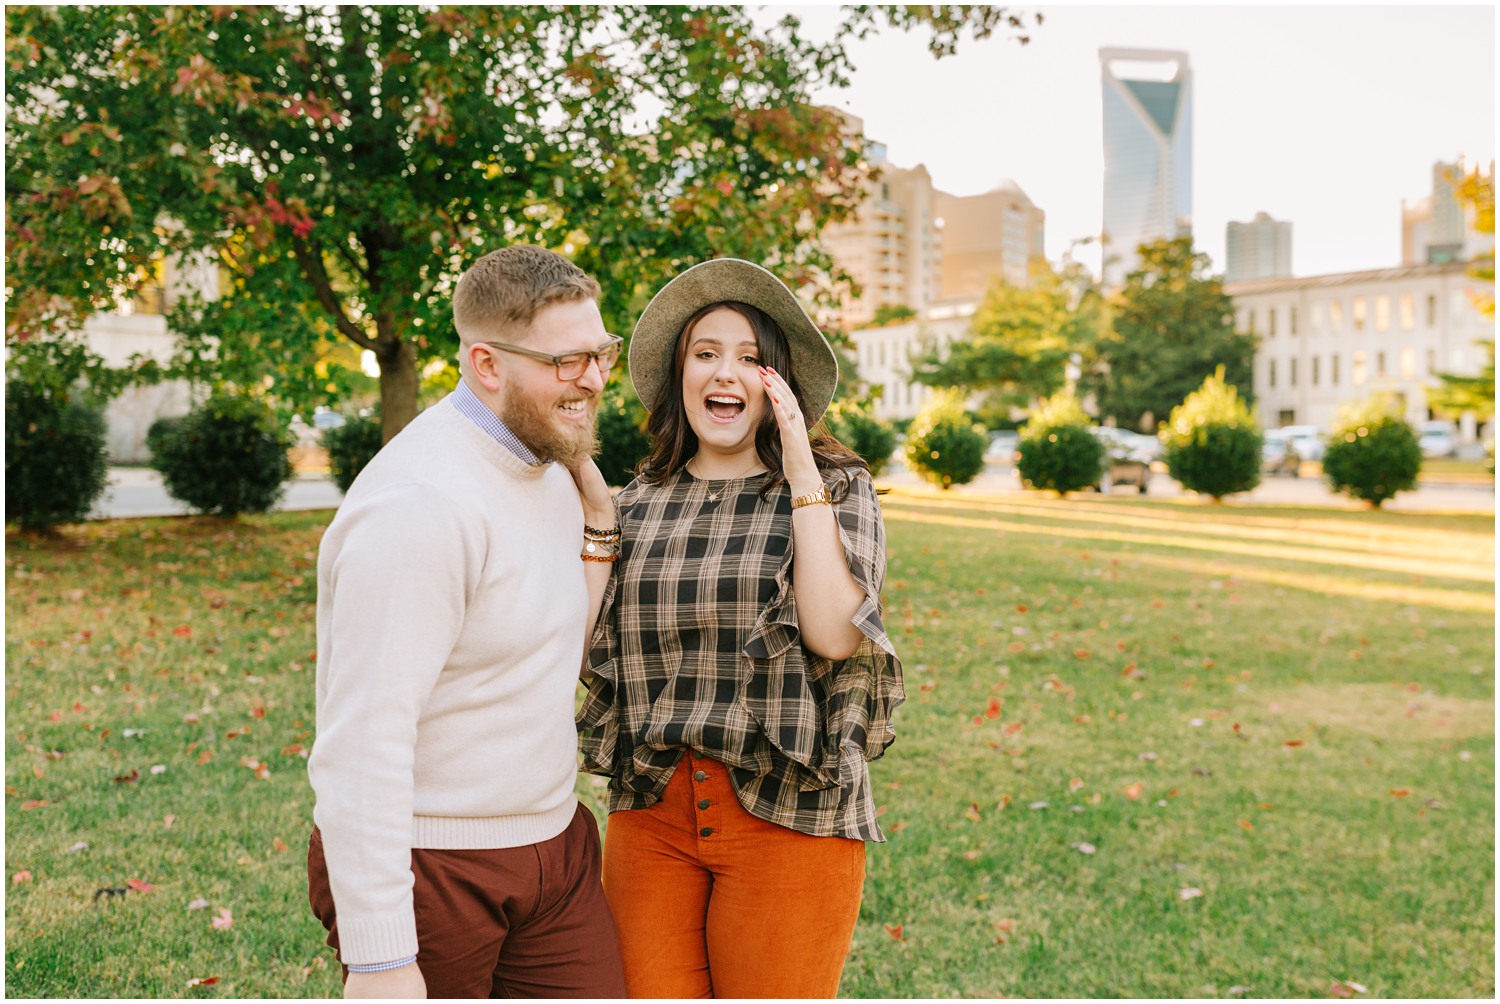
[{"x1": 5, "y1": 493, "x2": 1494, "y2": 998}]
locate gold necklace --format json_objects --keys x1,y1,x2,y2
[{"x1": 689, "y1": 457, "x2": 765, "y2": 503}]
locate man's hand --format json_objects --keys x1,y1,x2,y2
[{"x1": 346, "y1": 965, "x2": 426, "y2": 999}]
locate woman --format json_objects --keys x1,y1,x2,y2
[{"x1": 576, "y1": 258, "x2": 904, "y2": 999}]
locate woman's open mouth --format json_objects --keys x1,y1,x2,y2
[{"x1": 704, "y1": 395, "x2": 745, "y2": 422}]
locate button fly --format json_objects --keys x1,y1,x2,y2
[
  {"x1": 697, "y1": 799, "x2": 711, "y2": 810},
  {"x1": 699, "y1": 827, "x2": 713, "y2": 837},
  {"x1": 693, "y1": 770, "x2": 707, "y2": 782}
]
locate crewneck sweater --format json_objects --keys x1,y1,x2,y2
[{"x1": 308, "y1": 395, "x2": 587, "y2": 965}]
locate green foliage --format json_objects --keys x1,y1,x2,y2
[
  {"x1": 1088, "y1": 237, "x2": 1257, "y2": 431},
  {"x1": 866, "y1": 304, "x2": 917, "y2": 328},
  {"x1": 903, "y1": 389, "x2": 986, "y2": 489},
  {"x1": 823, "y1": 399, "x2": 898, "y2": 476},
  {"x1": 1015, "y1": 390, "x2": 1105, "y2": 495},
  {"x1": 6, "y1": 6, "x2": 1028, "y2": 440},
  {"x1": 1159, "y1": 367, "x2": 1262, "y2": 500},
  {"x1": 322, "y1": 412, "x2": 385, "y2": 494},
  {"x1": 912, "y1": 260, "x2": 1104, "y2": 411},
  {"x1": 148, "y1": 394, "x2": 294, "y2": 516},
  {"x1": 596, "y1": 383, "x2": 651, "y2": 488},
  {"x1": 4, "y1": 380, "x2": 110, "y2": 532},
  {"x1": 1429, "y1": 339, "x2": 1495, "y2": 422},
  {"x1": 1322, "y1": 396, "x2": 1422, "y2": 508}
]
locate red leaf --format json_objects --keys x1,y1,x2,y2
[
  {"x1": 21, "y1": 800, "x2": 48, "y2": 810},
  {"x1": 964, "y1": 802, "x2": 981, "y2": 822},
  {"x1": 1123, "y1": 782, "x2": 1144, "y2": 800},
  {"x1": 249, "y1": 704, "x2": 266, "y2": 719},
  {"x1": 211, "y1": 907, "x2": 233, "y2": 930},
  {"x1": 984, "y1": 697, "x2": 1002, "y2": 720},
  {"x1": 114, "y1": 769, "x2": 140, "y2": 784},
  {"x1": 1283, "y1": 739, "x2": 1305, "y2": 748},
  {"x1": 185, "y1": 977, "x2": 220, "y2": 987},
  {"x1": 272, "y1": 837, "x2": 289, "y2": 853},
  {"x1": 172, "y1": 625, "x2": 192, "y2": 637},
  {"x1": 12, "y1": 870, "x2": 33, "y2": 884},
  {"x1": 126, "y1": 879, "x2": 154, "y2": 893},
  {"x1": 883, "y1": 922, "x2": 906, "y2": 942},
  {"x1": 1388, "y1": 788, "x2": 1411, "y2": 798},
  {"x1": 1003, "y1": 721, "x2": 1024, "y2": 735}
]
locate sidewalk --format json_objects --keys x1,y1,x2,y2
[{"x1": 93, "y1": 467, "x2": 345, "y2": 519}]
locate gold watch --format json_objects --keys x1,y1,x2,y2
[{"x1": 790, "y1": 484, "x2": 830, "y2": 509}]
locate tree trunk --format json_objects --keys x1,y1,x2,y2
[{"x1": 376, "y1": 339, "x2": 420, "y2": 444}]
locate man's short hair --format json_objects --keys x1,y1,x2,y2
[{"x1": 453, "y1": 245, "x2": 601, "y2": 345}]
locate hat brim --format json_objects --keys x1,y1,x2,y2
[{"x1": 628, "y1": 258, "x2": 839, "y2": 426}]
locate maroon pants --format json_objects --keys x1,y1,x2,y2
[{"x1": 308, "y1": 803, "x2": 626, "y2": 998}]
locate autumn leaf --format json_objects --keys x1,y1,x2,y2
[
  {"x1": 126, "y1": 879, "x2": 155, "y2": 893},
  {"x1": 1003, "y1": 721, "x2": 1024, "y2": 735},
  {"x1": 1388, "y1": 788, "x2": 1411, "y2": 798},
  {"x1": 964, "y1": 802, "x2": 981, "y2": 822},
  {"x1": 1283, "y1": 739, "x2": 1305, "y2": 748},
  {"x1": 1178, "y1": 887, "x2": 1203, "y2": 900},
  {"x1": 114, "y1": 769, "x2": 140, "y2": 784},
  {"x1": 272, "y1": 837, "x2": 289, "y2": 853},
  {"x1": 984, "y1": 697, "x2": 1002, "y2": 720},
  {"x1": 187, "y1": 898, "x2": 210, "y2": 911},
  {"x1": 992, "y1": 918, "x2": 1016, "y2": 944},
  {"x1": 185, "y1": 977, "x2": 220, "y2": 987},
  {"x1": 21, "y1": 800, "x2": 48, "y2": 810},
  {"x1": 172, "y1": 625, "x2": 192, "y2": 637},
  {"x1": 1015, "y1": 604, "x2": 1029, "y2": 613},
  {"x1": 1069, "y1": 777, "x2": 1085, "y2": 792},
  {"x1": 13, "y1": 870, "x2": 33, "y2": 884},
  {"x1": 1238, "y1": 819, "x2": 1254, "y2": 830},
  {"x1": 1123, "y1": 782, "x2": 1144, "y2": 800},
  {"x1": 882, "y1": 922, "x2": 906, "y2": 942},
  {"x1": 211, "y1": 907, "x2": 234, "y2": 930}
]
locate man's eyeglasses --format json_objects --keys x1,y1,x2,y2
[{"x1": 481, "y1": 334, "x2": 624, "y2": 381}]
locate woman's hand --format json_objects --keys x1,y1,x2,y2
[
  {"x1": 567, "y1": 457, "x2": 615, "y2": 527},
  {"x1": 760, "y1": 366, "x2": 819, "y2": 492}
]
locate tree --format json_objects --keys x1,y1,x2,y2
[
  {"x1": 1086, "y1": 237, "x2": 1257, "y2": 432},
  {"x1": 6, "y1": 6, "x2": 1038, "y2": 443},
  {"x1": 1429, "y1": 165, "x2": 1494, "y2": 423},
  {"x1": 903, "y1": 389, "x2": 986, "y2": 489},
  {"x1": 1323, "y1": 395, "x2": 1421, "y2": 509},
  {"x1": 1159, "y1": 366, "x2": 1261, "y2": 501},
  {"x1": 1014, "y1": 389, "x2": 1104, "y2": 496},
  {"x1": 911, "y1": 259, "x2": 1103, "y2": 416}
]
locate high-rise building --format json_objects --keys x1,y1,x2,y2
[
  {"x1": 1225, "y1": 212, "x2": 1292, "y2": 282},
  {"x1": 1403, "y1": 158, "x2": 1495, "y2": 266},
  {"x1": 1100, "y1": 47, "x2": 1193, "y2": 288},
  {"x1": 933, "y1": 180, "x2": 1045, "y2": 298}
]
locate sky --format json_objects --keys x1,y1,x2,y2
[{"x1": 766, "y1": 4, "x2": 1496, "y2": 280}]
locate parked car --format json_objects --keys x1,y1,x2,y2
[
  {"x1": 1277, "y1": 424, "x2": 1326, "y2": 462},
  {"x1": 1089, "y1": 426, "x2": 1152, "y2": 494},
  {"x1": 1261, "y1": 429, "x2": 1301, "y2": 477},
  {"x1": 1417, "y1": 419, "x2": 1458, "y2": 458},
  {"x1": 985, "y1": 430, "x2": 1020, "y2": 464}
]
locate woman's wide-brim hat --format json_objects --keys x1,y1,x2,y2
[{"x1": 628, "y1": 258, "x2": 839, "y2": 426}]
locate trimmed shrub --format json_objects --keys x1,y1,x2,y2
[
  {"x1": 323, "y1": 412, "x2": 384, "y2": 494},
  {"x1": 904, "y1": 389, "x2": 987, "y2": 489},
  {"x1": 149, "y1": 393, "x2": 293, "y2": 516},
  {"x1": 823, "y1": 400, "x2": 898, "y2": 477},
  {"x1": 1159, "y1": 367, "x2": 1262, "y2": 500},
  {"x1": 1016, "y1": 390, "x2": 1104, "y2": 496},
  {"x1": 5, "y1": 380, "x2": 110, "y2": 532},
  {"x1": 1322, "y1": 395, "x2": 1421, "y2": 508},
  {"x1": 596, "y1": 385, "x2": 652, "y2": 488}
]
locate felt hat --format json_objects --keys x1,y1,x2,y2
[{"x1": 628, "y1": 258, "x2": 839, "y2": 425}]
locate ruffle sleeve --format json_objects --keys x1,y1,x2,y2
[{"x1": 738, "y1": 467, "x2": 905, "y2": 790}]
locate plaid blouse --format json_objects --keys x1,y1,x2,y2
[{"x1": 576, "y1": 465, "x2": 905, "y2": 841}]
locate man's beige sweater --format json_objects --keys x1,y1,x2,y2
[{"x1": 308, "y1": 396, "x2": 586, "y2": 965}]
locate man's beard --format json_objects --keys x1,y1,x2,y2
[{"x1": 499, "y1": 388, "x2": 600, "y2": 468}]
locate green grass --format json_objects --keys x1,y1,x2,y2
[{"x1": 5, "y1": 494, "x2": 1494, "y2": 998}]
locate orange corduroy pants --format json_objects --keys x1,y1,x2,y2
[{"x1": 601, "y1": 750, "x2": 866, "y2": 999}]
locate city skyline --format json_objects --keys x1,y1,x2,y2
[{"x1": 775, "y1": 5, "x2": 1495, "y2": 281}]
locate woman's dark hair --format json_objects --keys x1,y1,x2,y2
[{"x1": 635, "y1": 301, "x2": 866, "y2": 498}]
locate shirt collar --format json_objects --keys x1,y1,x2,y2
[{"x1": 452, "y1": 382, "x2": 545, "y2": 466}]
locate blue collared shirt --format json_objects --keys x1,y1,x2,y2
[{"x1": 452, "y1": 381, "x2": 545, "y2": 465}]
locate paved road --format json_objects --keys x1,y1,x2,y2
[
  {"x1": 92, "y1": 460, "x2": 1493, "y2": 520},
  {"x1": 875, "y1": 458, "x2": 1495, "y2": 514}
]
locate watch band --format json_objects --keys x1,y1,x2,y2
[{"x1": 790, "y1": 484, "x2": 830, "y2": 509}]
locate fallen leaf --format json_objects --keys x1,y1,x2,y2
[
  {"x1": 66, "y1": 842, "x2": 88, "y2": 854},
  {"x1": 888, "y1": 820, "x2": 909, "y2": 834},
  {"x1": 211, "y1": 907, "x2": 234, "y2": 930},
  {"x1": 21, "y1": 800, "x2": 49, "y2": 810},
  {"x1": 1178, "y1": 887, "x2": 1203, "y2": 900},
  {"x1": 197, "y1": 751, "x2": 213, "y2": 765},
  {"x1": 1007, "y1": 641, "x2": 1025, "y2": 653},
  {"x1": 272, "y1": 837, "x2": 289, "y2": 853},
  {"x1": 1028, "y1": 801, "x2": 1049, "y2": 810},
  {"x1": 1015, "y1": 604, "x2": 1029, "y2": 614},
  {"x1": 962, "y1": 850, "x2": 980, "y2": 860},
  {"x1": 187, "y1": 898, "x2": 210, "y2": 911},
  {"x1": 882, "y1": 922, "x2": 906, "y2": 942},
  {"x1": 1123, "y1": 782, "x2": 1144, "y2": 800},
  {"x1": 1069, "y1": 777, "x2": 1085, "y2": 792},
  {"x1": 1226, "y1": 987, "x2": 1250, "y2": 997},
  {"x1": 126, "y1": 879, "x2": 155, "y2": 893},
  {"x1": 185, "y1": 976, "x2": 220, "y2": 987},
  {"x1": 280, "y1": 743, "x2": 305, "y2": 756},
  {"x1": 1071, "y1": 842, "x2": 1096, "y2": 855},
  {"x1": 1003, "y1": 721, "x2": 1024, "y2": 735},
  {"x1": 113, "y1": 769, "x2": 140, "y2": 784},
  {"x1": 13, "y1": 870, "x2": 33, "y2": 884},
  {"x1": 1238, "y1": 819, "x2": 1254, "y2": 830},
  {"x1": 992, "y1": 918, "x2": 1016, "y2": 944},
  {"x1": 173, "y1": 625, "x2": 192, "y2": 637},
  {"x1": 163, "y1": 814, "x2": 176, "y2": 828},
  {"x1": 984, "y1": 697, "x2": 1002, "y2": 720},
  {"x1": 1283, "y1": 739, "x2": 1305, "y2": 748},
  {"x1": 964, "y1": 802, "x2": 981, "y2": 822},
  {"x1": 1388, "y1": 788, "x2": 1411, "y2": 798},
  {"x1": 150, "y1": 765, "x2": 167, "y2": 775}
]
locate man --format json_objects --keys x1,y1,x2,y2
[{"x1": 307, "y1": 245, "x2": 626, "y2": 998}]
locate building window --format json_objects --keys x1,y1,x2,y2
[
  {"x1": 1427, "y1": 294, "x2": 1438, "y2": 327},
  {"x1": 1312, "y1": 356, "x2": 1320, "y2": 386},
  {"x1": 1311, "y1": 304, "x2": 1324, "y2": 334},
  {"x1": 1329, "y1": 300, "x2": 1344, "y2": 331},
  {"x1": 1268, "y1": 308, "x2": 1277, "y2": 337},
  {"x1": 1376, "y1": 351, "x2": 1387, "y2": 378},
  {"x1": 1400, "y1": 348, "x2": 1416, "y2": 380},
  {"x1": 1428, "y1": 348, "x2": 1437, "y2": 374},
  {"x1": 1399, "y1": 293, "x2": 1415, "y2": 331},
  {"x1": 1332, "y1": 354, "x2": 1340, "y2": 385},
  {"x1": 1289, "y1": 307, "x2": 1298, "y2": 336},
  {"x1": 1353, "y1": 351, "x2": 1366, "y2": 385},
  {"x1": 1268, "y1": 358, "x2": 1276, "y2": 389},
  {"x1": 1375, "y1": 295, "x2": 1391, "y2": 332},
  {"x1": 1352, "y1": 297, "x2": 1367, "y2": 332},
  {"x1": 1278, "y1": 409, "x2": 1296, "y2": 426}
]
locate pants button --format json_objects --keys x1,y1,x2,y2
[
  {"x1": 693, "y1": 770, "x2": 707, "y2": 782},
  {"x1": 697, "y1": 799, "x2": 711, "y2": 810},
  {"x1": 699, "y1": 827, "x2": 713, "y2": 837}
]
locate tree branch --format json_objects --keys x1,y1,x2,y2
[{"x1": 292, "y1": 239, "x2": 378, "y2": 351}]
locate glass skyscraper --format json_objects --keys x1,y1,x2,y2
[{"x1": 1100, "y1": 48, "x2": 1193, "y2": 288}]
